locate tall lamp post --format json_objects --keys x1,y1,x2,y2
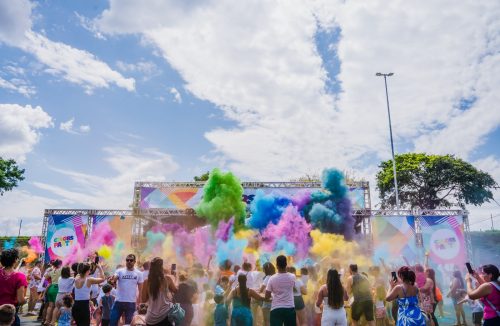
[{"x1": 376, "y1": 72, "x2": 400, "y2": 210}]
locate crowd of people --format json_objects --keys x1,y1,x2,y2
[{"x1": 0, "y1": 247, "x2": 499, "y2": 326}]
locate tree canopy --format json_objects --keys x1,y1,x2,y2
[
  {"x1": 376, "y1": 153, "x2": 497, "y2": 209},
  {"x1": 193, "y1": 171, "x2": 210, "y2": 181},
  {"x1": 0, "y1": 158, "x2": 25, "y2": 195}
]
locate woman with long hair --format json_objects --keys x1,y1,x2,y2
[
  {"x1": 143, "y1": 257, "x2": 178, "y2": 326},
  {"x1": 386, "y1": 266, "x2": 426, "y2": 326},
  {"x1": 72, "y1": 262, "x2": 104, "y2": 326},
  {"x1": 259, "y1": 262, "x2": 276, "y2": 326},
  {"x1": 424, "y1": 268, "x2": 439, "y2": 326},
  {"x1": 315, "y1": 269, "x2": 348, "y2": 326},
  {"x1": 448, "y1": 270, "x2": 466, "y2": 326},
  {"x1": 228, "y1": 274, "x2": 265, "y2": 326}
]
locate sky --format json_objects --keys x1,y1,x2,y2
[{"x1": 0, "y1": 0, "x2": 499, "y2": 235}]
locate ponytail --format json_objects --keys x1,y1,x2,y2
[{"x1": 238, "y1": 274, "x2": 250, "y2": 306}]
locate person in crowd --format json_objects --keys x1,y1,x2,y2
[
  {"x1": 37, "y1": 263, "x2": 50, "y2": 322},
  {"x1": 131, "y1": 303, "x2": 148, "y2": 326},
  {"x1": 265, "y1": 255, "x2": 296, "y2": 326},
  {"x1": 174, "y1": 272, "x2": 198, "y2": 326},
  {"x1": 287, "y1": 267, "x2": 307, "y2": 326},
  {"x1": 374, "y1": 283, "x2": 390, "y2": 326},
  {"x1": 141, "y1": 261, "x2": 151, "y2": 303},
  {"x1": 0, "y1": 249, "x2": 27, "y2": 326},
  {"x1": 109, "y1": 254, "x2": 144, "y2": 326},
  {"x1": 448, "y1": 270, "x2": 466, "y2": 326},
  {"x1": 56, "y1": 294, "x2": 73, "y2": 326},
  {"x1": 458, "y1": 295, "x2": 483, "y2": 326},
  {"x1": 88, "y1": 252, "x2": 104, "y2": 326},
  {"x1": 346, "y1": 264, "x2": 375, "y2": 326},
  {"x1": 214, "y1": 294, "x2": 229, "y2": 326},
  {"x1": 316, "y1": 269, "x2": 349, "y2": 326},
  {"x1": 50, "y1": 266, "x2": 75, "y2": 325},
  {"x1": 100, "y1": 283, "x2": 115, "y2": 326},
  {"x1": 143, "y1": 257, "x2": 178, "y2": 326},
  {"x1": 0, "y1": 304, "x2": 16, "y2": 326},
  {"x1": 228, "y1": 273, "x2": 265, "y2": 326},
  {"x1": 25, "y1": 260, "x2": 42, "y2": 316},
  {"x1": 466, "y1": 264, "x2": 500, "y2": 326},
  {"x1": 422, "y1": 268, "x2": 439, "y2": 326},
  {"x1": 260, "y1": 262, "x2": 276, "y2": 326},
  {"x1": 72, "y1": 262, "x2": 105, "y2": 326},
  {"x1": 385, "y1": 266, "x2": 426, "y2": 326},
  {"x1": 42, "y1": 259, "x2": 62, "y2": 326}
]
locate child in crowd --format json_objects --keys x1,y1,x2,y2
[
  {"x1": 214, "y1": 294, "x2": 228, "y2": 326},
  {"x1": 0, "y1": 304, "x2": 15, "y2": 326},
  {"x1": 56, "y1": 294, "x2": 73, "y2": 326},
  {"x1": 130, "y1": 303, "x2": 147, "y2": 326},
  {"x1": 375, "y1": 285, "x2": 391, "y2": 326},
  {"x1": 99, "y1": 284, "x2": 115, "y2": 326},
  {"x1": 458, "y1": 296, "x2": 484, "y2": 326}
]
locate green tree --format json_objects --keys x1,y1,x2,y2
[
  {"x1": 193, "y1": 171, "x2": 210, "y2": 181},
  {"x1": 376, "y1": 153, "x2": 497, "y2": 209},
  {"x1": 0, "y1": 158, "x2": 25, "y2": 195}
]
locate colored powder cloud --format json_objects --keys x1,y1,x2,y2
[
  {"x1": 21, "y1": 246, "x2": 38, "y2": 263},
  {"x1": 309, "y1": 230, "x2": 369, "y2": 267},
  {"x1": 3, "y1": 238, "x2": 16, "y2": 250},
  {"x1": 215, "y1": 217, "x2": 234, "y2": 242},
  {"x1": 216, "y1": 236, "x2": 248, "y2": 266},
  {"x1": 195, "y1": 168, "x2": 246, "y2": 230},
  {"x1": 261, "y1": 205, "x2": 312, "y2": 259},
  {"x1": 97, "y1": 245, "x2": 112, "y2": 260},
  {"x1": 28, "y1": 236, "x2": 44, "y2": 254},
  {"x1": 248, "y1": 190, "x2": 291, "y2": 230}
]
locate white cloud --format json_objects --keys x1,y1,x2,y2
[
  {"x1": 59, "y1": 118, "x2": 91, "y2": 134},
  {"x1": 0, "y1": 76, "x2": 36, "y2": 97},
  {"x1": 0, "y1": 103, "x2": 53, "y2": 162},
  {"x1": 74, "y1": 12, "x2": 106, "y2": 40},
  {"x1": 0, "y1": 0, "x2": 135, "y2": 93},
  {"x1": 0, "y1": 189, "x2": 60, "y2": 236},
  {"x1": 79, "y1": 125, "x2": 91, "y2": 133},
  {"x1": 96, "y1": 0, "x2": 500, "y2": 181},
  {"x1": 169, "y1": 87, "x2": 182, "y2": 103},
  {"x1": 34, "y1": 146, "x2": 179, "y2": 208},
  {"x1": 116, "y1": 60, "x2": 160, "y2": 80}
]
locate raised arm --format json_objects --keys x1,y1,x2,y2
[
  {"x1": 385, "y1": 281, "x2": 400, "y2": 302},
  {"x1": 466, "y1": 273, "x2": 492, "y2": 300}
]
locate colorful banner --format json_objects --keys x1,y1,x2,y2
[
  {"x1": 92, "y1": 215, "x2": 134, "y2": 247},
  {"x1": 45, "y1": 215, "x2": 88, "y2": 262},
  {"x1": 372, "y1": 216, "x2": 418, "y2": 266},
  {"x1": 140, "y1": 186, "x2": 366, "y2": 210},
  {"x1": 419, "y1": 215, "x2": 466, "y2": 292}
]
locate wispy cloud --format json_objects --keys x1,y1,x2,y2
[
  {"x1": 0, "y1": 0, "x2": 135, "y2": 93},
  {"x1": 169, "y1": 87, "x2": 182, "y2": 103},
  {"x1": 59, "y1": 118, "x2": 90, "y2": 134}
]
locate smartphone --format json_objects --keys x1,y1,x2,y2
[
  {"x1": 391, "y1": 271, "x2": 397, "y2": 282},
  {"x1": 171, "y1": 263, "x2": 177, "y2": 276},
  {"x1": 465, "y1": 262, "x2": 474, "y2": 274}
]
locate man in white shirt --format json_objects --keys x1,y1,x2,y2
[
  {"x1": 265, "y1": 255, "x2": 296, "y2": 326},
  {"x1": 109, "y1": 254, "x2": 143, "y2": 326}
]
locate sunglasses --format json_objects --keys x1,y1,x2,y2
[{"x1": 126, "y1": 259, "x2": 135, "y2": 263}]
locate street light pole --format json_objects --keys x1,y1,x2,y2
[{"x1": 376, "y1": 72, "x2": 400, "y2": 210}]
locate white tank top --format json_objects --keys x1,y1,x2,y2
[{"x1": 74, "y1": 277, "x2": 92, "y2": 301}]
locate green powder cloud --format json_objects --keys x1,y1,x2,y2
[{"x1": 195, "y1": 168, "x2": 246, "y2": 230}]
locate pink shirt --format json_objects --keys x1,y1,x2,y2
[
  {"x1": 266, "y1": 272, "x2": 295, "y2": 310},
  {"x1": 416, "y1": 272, "x2": 426, "y2": 288},
  {"x1": 481, "y1": 282, "x2": 500, "y2": 320},
  {"x1": 0, "y1": 269, "x2": 28, "y2": 305}
]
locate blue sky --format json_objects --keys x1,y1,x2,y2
[{"x1": 1, "y1": 0, "x2": 499, "y2": 235}]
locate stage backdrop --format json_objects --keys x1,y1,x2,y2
[
  {"x1": 92, "y1": 215, "x2": 134, "y2": 247},
  {"x1": 139, "y1": 186, "x2": 366, "y2": 210},
  {"x1": 45, "y1": 215, "x2": 88, "y2": 262},
  {"x1": 372, "y1": 216, "x2": 418, "y2": 266},
  {"x1": 419, "y1": 215, "x2": 467, "y2": 295}
]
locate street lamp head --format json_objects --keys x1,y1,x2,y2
[
  {"x1": 375, "y1": 72, "x2": 382, "y2": 76},
  {"x1": 387, "y1": 72, "x2": 394, "y2": 76}
]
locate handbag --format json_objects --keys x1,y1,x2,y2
[{"x1": 167, "y1": 303, "x2": 185, "y2": 324}]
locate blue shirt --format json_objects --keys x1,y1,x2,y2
[{"x1": 214, "y1": 303, "x2": 228, "y2": 326}]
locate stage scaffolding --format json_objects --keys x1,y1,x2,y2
[
  {"x1": 130, "y1": 181, "x2": 373, "y2": 253},
  {"x1": 41, "y1": 209, "x2": 132, "y2": 262}
]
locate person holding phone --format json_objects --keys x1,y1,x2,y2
[
  {"x1": 385, "y1": 266, "x2": 426, "y2": 326},
  {"x1": 466, "y1": 264, "x2": 500, "y2": 326}
]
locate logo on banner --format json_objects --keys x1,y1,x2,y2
[
  {"x1": 430, "y1": 228, "x2": 460, "y2": 260},
  {"x1": 50, "y1": 228, "x2": 76, "y2": 257}
]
